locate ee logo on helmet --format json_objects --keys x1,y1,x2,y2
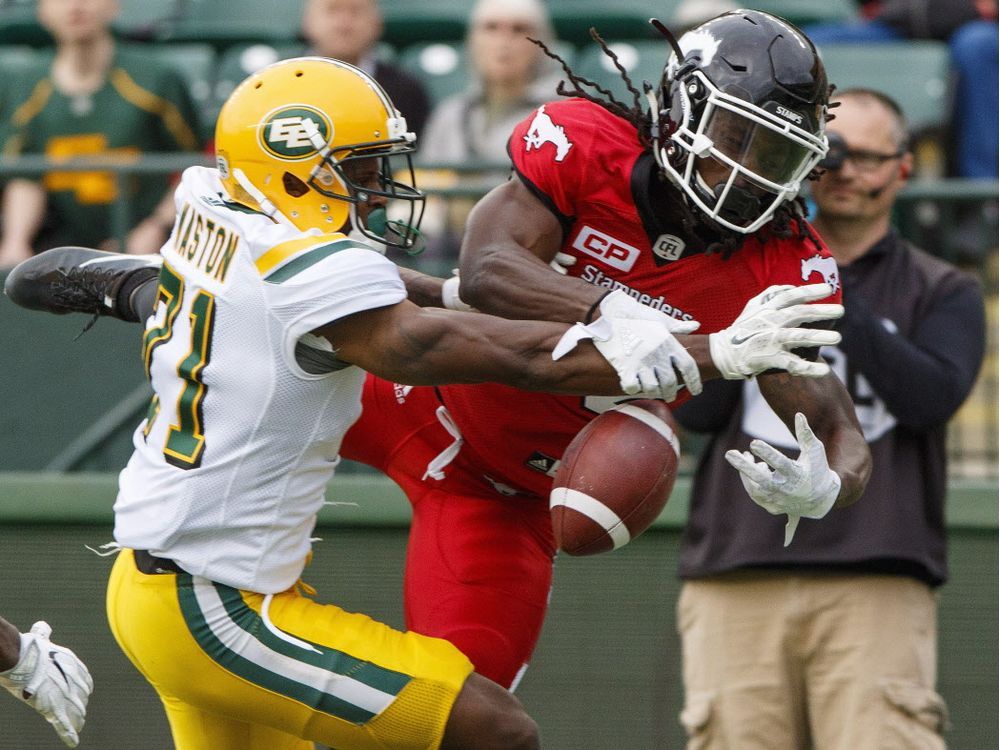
[{"x1": 259, "y1": 105, "x2": 333, "y2": 160}]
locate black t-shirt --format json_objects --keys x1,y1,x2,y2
[{"x1": 674, "y1": 231, "x2": 986, "y2": 586}]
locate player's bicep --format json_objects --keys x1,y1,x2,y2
[
  {"x1": 456, "y1": 178, "x2": 600, "y2": 322},
  {"x1": 316, "y1": 301, "x2": 496, "y2": 385},
  {"x1": 459, "y1": 179, "x2": 564, "y2": 275}
]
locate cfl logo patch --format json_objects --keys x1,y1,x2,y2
[
  {"x1": 652, "y1": 233, "x2": 686, "y2": 262},
  {"x1": 573, "y1": 226, "x2": 639, "y2": 272}
]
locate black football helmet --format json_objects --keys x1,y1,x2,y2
[{"x1": 648, "y1": 10, "x2": 830, "y2": 233}]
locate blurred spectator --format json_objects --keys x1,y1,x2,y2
[
  {"x1": 417, "y1": 0, "x2": 561, "y2": 264},
  {"x1": 300, "y1": 0, "x2": 430, "y2": 137},
  {"x1": 805, "y1": 0, "x2": 998, "y2": 179},
  {"x1": 671, "y1": 89, "x2": 986, "y2": 749},
  {"x1": 0, "y1": 0, "x2": 201, "y2": 269},
  {"x1": 419, "y1": 0, "x2": 558, "y2": 167}
]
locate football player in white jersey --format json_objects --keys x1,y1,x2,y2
[{"x1": 6, "y1": 56, "x2": 776, "y2": 750}]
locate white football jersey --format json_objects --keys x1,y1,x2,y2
[{"x1": 115, "y1": 166, "x2": 406, "y2": 593}]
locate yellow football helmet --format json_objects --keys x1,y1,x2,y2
[{"x1": 214, "y1": 56, "x2": 424, "y2": 248}]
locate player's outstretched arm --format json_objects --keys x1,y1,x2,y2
[
  {"x1": 724, "y1": 371, "x2": 872, "y2": 545},
  {"x1": 316, "y1": 297, "x2": 685, "y2": 398}
]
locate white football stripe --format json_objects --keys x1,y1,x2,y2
[
  {"x1": 192, "y1": 581, "x2": 397, "y2": 715},
  {"x1": 549, "y1": 488, "x2": 631, "y2": 549},
  {"x1": 614, "y1": 404, "x2": 680, "y2": 456}
]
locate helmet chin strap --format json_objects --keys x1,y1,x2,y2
[
  {"x1": 348, "y1": 203, "x2": 387, "y2": 255},
  {"x1": 231, "y1": 168, "x2": 299, "y2": 230}
]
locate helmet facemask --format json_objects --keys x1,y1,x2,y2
[
  {"x1": 655, "y1": 71, "x2": 827, "y2": 233},
  {"x1": 216, "y1": 57, "x2": 427, "y2": 252},
  {"x1": 647, "y1": 12, "x2": 830, "y2": 235},
  {"x1": 307, "y1": 135, "x2": 426, "y2": 252}
]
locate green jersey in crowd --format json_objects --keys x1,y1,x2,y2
[{"x1": 3, "y1": 44, "x2": 202, "y2": 249}]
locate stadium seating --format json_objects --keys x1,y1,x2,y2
[
  {"x1": 398, "y1": 39, "x2": 576, "y2": 107},
  {"x1": 206, "y1": 42, "x2": 303, "y2": 129},
  {"x1": 738, "y1": 0, "x2": 857, "y2": 28},
  {"x1": 818, "y1": 41, "x2": 954, "y2": 132},
  {"x1": 397, "y1": 42, "x2": 470, "y2": 107},
  {"x1": 0, "y1": 0, "x2": 47, "y2": 45},
  {"x1": 0, "y1": 43, "x2": 41, "y2": 142},
  {"x1": 381, "y1": 0, "x2": 474, "y2": 47},
  {"x1": 158, "y1": 0, "x2": 305, "y2": 46},
  {"x1": 0, "y1": 40, "x2": 37, "y2": 74},
  {"x1": 547, "y1": 1, "x2": 676, "y2": 46},
  {"x1": 570, "y1": 40, "x2": 668, "y2": 106},
  {"x1": 114, "y1": 0, "x2": 180, "y2": 40}
]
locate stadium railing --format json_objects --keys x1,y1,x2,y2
[{"x1": 0, "y1": 153, "x2": 996, "y2": 479}]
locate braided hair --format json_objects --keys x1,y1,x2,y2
[{"x1": 530, "y1": 29, "x2": 833, "y2": 257}]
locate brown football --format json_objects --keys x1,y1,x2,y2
[{"x1": 550, "y1": 400, "x2": 680, "y2": 556}]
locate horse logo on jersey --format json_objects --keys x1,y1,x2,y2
[
  {"x1": 801, "y1": 254, "x2": 841, "y2": 291},
  {"x1": 259, "y1": 105, "x2": 332, "y2": 161},
  {"x1": 524, "y1": 105, "x2": 573, "y2": 162}
]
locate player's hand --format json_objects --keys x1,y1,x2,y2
[
  {"x1": 708, "y1": 283, "x2": 843, "y2": 379},
  {"x1": 0, "y1": 622, "x2": 94, "y2": 747},
  {"x1": 553, "y1": 289, "x2": 702, "y2": 401},
  {"x1": 441, "y1": 269, "x2": 477, "y2": 312},
  {"x1": 724, "y1": 412, "x2": 841, "y2": 547}
]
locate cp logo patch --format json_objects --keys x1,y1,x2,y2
[{"x1": 259, "y1": 105, "x2": 332, "y2": 161}]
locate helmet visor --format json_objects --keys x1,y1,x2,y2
[{"x1": 704, "y1": 107, "x2": 815, "y2": 186}]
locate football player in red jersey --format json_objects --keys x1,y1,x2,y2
[
  {"x1": 4, "y1": 10, "x2": 870, "y2": 696},
  {"x1": 342, "y1": 9, "x2": 871, "y2": 689}
]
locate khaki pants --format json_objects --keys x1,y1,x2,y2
[{"x1": 677, "y1": 572, "x2": 948, "y2": 750}]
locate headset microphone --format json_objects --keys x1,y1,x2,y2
[{"x1": 866, "y1": 178, "x2": 895, "y2": 199}]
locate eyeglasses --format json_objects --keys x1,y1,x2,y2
[{"x1": 818, "y1": 132, "x2": 906, "y2": 173}]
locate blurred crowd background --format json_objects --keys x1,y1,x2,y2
[
  {"x1": 0, "y1": 3, "x2": 995, "y2": 748},
  {"x1": 0, "y1": 0, "x2": 993, "y2": 480}
]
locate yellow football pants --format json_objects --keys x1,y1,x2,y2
[{"x1": 106, "y1": 549, "x2": 473, "y2": 750}]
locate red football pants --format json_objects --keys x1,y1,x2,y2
[{"x1": 341, "y1": 375, "x2": 556, "y2": 689}]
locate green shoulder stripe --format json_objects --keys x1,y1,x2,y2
[{"x1": 265, "y1": 239, "x2": 366, "y2": 284}]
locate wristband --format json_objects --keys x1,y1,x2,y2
[
  {"x1": 584, "y1": 291, "x2": 613, "y2": 323},
  {"x1": 441, "y1": 274, "x2": 476, "y2": 312}
]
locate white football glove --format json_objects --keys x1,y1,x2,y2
[
  {"x1": 552, "y1": 289, "x2": 702, "y2": 401},
  {"x1": 0, "y1": 621, "x2": 93, "y2": 747},
  {"x1": 440, "y1": 269, "x2": 477, "y2": 312},
  {"x1": 548, "y1": 251, "x2": 577, "y2": 275},
  {"x1": 725, "y1": 412, "x2": 841, "y2": 547},
  {"x1": 709, "y1": 283, "x2": 843, "y2": 379}
]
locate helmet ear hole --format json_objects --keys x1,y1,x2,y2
[{"x1": 283, "y1": 172, "x2": 310, "y2": 198}]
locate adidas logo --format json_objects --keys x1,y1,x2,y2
[{"x1": 526, "y1": 452, "x2": 560, "y2": 477}]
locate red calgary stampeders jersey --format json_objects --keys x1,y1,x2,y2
[{"x1": 436, "y1": 99, "x2": 841, "y2": 498}]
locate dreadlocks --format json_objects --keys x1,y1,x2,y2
[
  {"x1": 529, "y1": 30, "x2": 832, "y2": 258},
  {"x1": 530, "y1": 30, "x2": 650, "y2": 144}
]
